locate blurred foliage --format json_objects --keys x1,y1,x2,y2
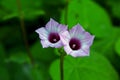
[
  {"x1": 115, "y1": 38, "x2": 120, "y2": 56},
  {"x1": 0, "y1": 44, "x2": 9, "y2": 80},
  {"x1": 0, "y1": 0, "x2": 120, "y2": 80},
  {"x1": 107, "y1": 0, "x2": 120, "y2": 18},
  {"x1": 31, "y1": 41, "x2": 57, "y2": 63},
  {"x1": 0, "y1": 0, "x2": 44, "y2": 20}
]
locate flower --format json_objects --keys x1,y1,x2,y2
[
  {"x1": 60, "y1": 24, "x2": 94, "y2": 57},
  {"x1": 35, "y1": 18, "x2": 68, "y2": 48}
]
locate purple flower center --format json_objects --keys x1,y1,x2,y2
[
  {"x1": 69, "y1": 38, "x2": 81, "y2": 50},
  {"x1": 48, "y1": 32, "x2": 60, "y2": 43}
]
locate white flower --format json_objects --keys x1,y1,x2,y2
[
  {"x1": 35, "y1": 18, "x2": 68, "y2": 48},
  {"x1": 60, "y1": 24, "x2": 95, "y2": 57}
]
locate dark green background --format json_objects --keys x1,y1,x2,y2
[{"x1": 0, "y1": 0, "x2": 120, "y2": 80}]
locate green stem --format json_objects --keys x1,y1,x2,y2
[
  {"x1": 16, "y1": 0, "x2": 34, "y2": 65},
  {"x1": 60, "y1": 0, "x2": 69, "y2": 80},
  {"x1": 60, "y1": 53, "x2": 65, "y2": 80}
]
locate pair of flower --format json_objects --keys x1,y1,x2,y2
[{"x1": 35, "y1": 18, "x2": 94, "y2": 57}]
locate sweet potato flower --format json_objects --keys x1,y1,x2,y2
[
  {"x1": 60, "y1": 24, "x2": 94, "y2": 57},
  {"x1": 36, "y1": 18, "x2": 67, "y2": 48}
]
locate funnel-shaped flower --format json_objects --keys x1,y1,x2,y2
[
  {"x1": 36, "y1": 18, "x2": 67, "y2": 48},
  {"x1": 60, "y1": 24, "x2": 94, "y2": 57}
]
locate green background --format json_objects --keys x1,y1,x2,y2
[{"x1": 0, "y1": 0, "x2": 120, "y2": 80}]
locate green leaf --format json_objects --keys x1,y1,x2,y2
[
  {"x1": 31, "y1": 41, "x2": 57, "y2": 62},
  {"x1": 50, "y1": 52, "x2": 119, "y2": 80},
  {"x1": 1, "y1": 0, "x2": 44, "y2": 20},
  {"x1": 24, "y1": 63, "x2": 51, "y2": 80},
  {"x1": 6, "y1": 52, "x2": 30, "y2": 64},
  {"x1": 115, "y1": 38, "x2": 120, "y2": 56},
  {"x1": 91, "y1": 27, "x2": 120, "y2": 60},
  {"x1": 61, "y1": 0, "x2": 112, "y2": 38}
]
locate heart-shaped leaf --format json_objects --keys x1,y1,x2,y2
[
  {"x1": 61, "y1": 0, "x2": 112, "y2": 38},
  {"x1": 50, "y1": 52, "x2": 119, "y2": 80}
]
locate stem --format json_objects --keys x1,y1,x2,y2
[
  {"x1": 16, "y1": 0, "x2": 34, "y2": 65},
  {"x1": 60, "y1": 0, "x2": 69, "y2": 80},
  {"x1": 60, "y1": 53, "x2": 65, "y2": 80}
]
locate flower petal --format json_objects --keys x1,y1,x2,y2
[
  {"x1": 49, "y1": 41, "x2": 63, "y2": 48},
  {"x1": 45, "y1": 18, "x2": 59, "y2": 32},
  {"x1": 57, "y1": 24, "x2": 68, "y2": 33},
  {"x1": 41, "y1": 40, "x2": 51, "y2": 48},
  {"x1": 70, "y1": 49, "x2": 89, "y2": 57},
  {"x1": 60, "y1": 31, "x2": 71, "y2": 46},
  {"x1": 81, "y1": 32, "x2": 95, "y2": 46},
  {"x1": 35, "y1": 27, "x2": 48, "y2": 40},
  {"x1": 41, "y1": 39, "x2": 63, "y2": 48},
  {"x1": 70, "y1": 24, "x2": 85, "y2": 38},
  {"x1": 64, "y1": 45, "x2": 72, "y2": 54}
]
